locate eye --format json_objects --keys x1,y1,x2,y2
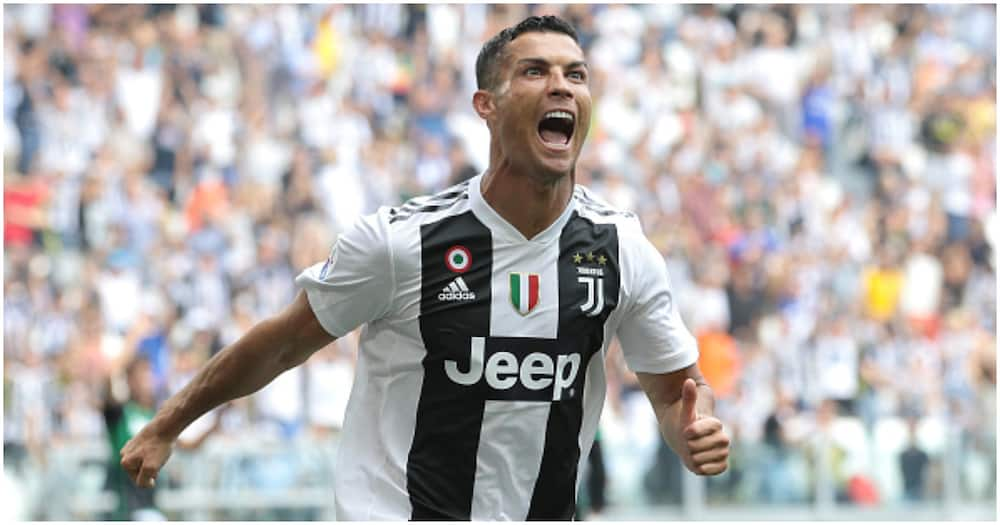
[
  {"x1": 525, "y1": 67, "x2": 542, "y2": 77},
  {"x1": 568, "y1": 70, "x2": 586, "y2": 82}
]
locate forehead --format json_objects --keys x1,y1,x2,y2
[{"x1": 504, "y1": 31, "x2": 584, "y2": 66}]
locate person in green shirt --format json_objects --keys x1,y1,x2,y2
[{"x1": 102, "y1": 357, "x2": 160, "y2": 520}]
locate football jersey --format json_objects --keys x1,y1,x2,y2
[{"x1": 295, "y1": 174, "x2": 698, "y2": 520}]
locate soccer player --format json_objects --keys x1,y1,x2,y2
[{"x1": 121, "y1": 15, "x2": 731, "y2": 520}]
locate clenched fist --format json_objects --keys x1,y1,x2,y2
[
  {"x1": 678, "y1": 378, "x2": 730, "y2": 475},
  {"x1": 119, "y1": 426, "x2": 175, "y2": 489}
]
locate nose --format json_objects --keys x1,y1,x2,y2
[{"x1": 547, "y1": 69, "x2": 573, "y2": 99}]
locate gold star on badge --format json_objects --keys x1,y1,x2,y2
[
  {"x1": 586, "y1": 252, "x2": 595, "y2": 262},
  {"x1": 572, "y1": 253, "x2": 583, "y2": 264},
  {"x1": 597, "y1": 255, "x2": 607, "y2": 265}
]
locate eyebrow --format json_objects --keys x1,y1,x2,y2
[{"x1": 516, "y1": 57, "x2": 589, "y2": 70}]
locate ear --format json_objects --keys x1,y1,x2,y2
[{"x1": 472, "y1": 89, "x2": 496, "y2": 121}]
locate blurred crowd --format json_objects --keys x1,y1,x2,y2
[{"x1": 3, "y1": 3, "x2": 996, "y2": 518}]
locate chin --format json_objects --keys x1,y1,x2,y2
[
  {"x1": 543, "y1": 162, "x2": 575, "y2": 179},
  {"x1": 540, "y1": 153, "x2": 578, "y2": 179},
  {"x1": 521, "y1": 157, "x2": 571, "y2": 183}
]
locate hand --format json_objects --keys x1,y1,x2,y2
[
  {"x1": 120, "y1": 425, "x2": 175, "y2": 489},
  {"x1": 678, "y1": 378, "x2": 730, "y2": 475}
]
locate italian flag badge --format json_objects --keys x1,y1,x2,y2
[{"x1": 509, "y1": 272, "x2": 540, "y2": 315}]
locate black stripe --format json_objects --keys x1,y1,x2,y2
[
  {"x1": 579, "y1": 202, "x2": 632, "y2": 218},
  {"x1": 527, "y1": 211, "x2": 620, "y2": 519},
  {"x1": 389, "y1": 194, "x2": 470, "y2": 224},
  {"x1": 391, "y1": 182, "x2": 471, "y2": 220},
  {"x1": 400, "y1": 188, "x2": 468, "y2": 211},
  {"x1": 574, "y1": 188, "x2": 634, "y2": 218},
  {"x1": 408, "y1": 210, "x2": 492, "y2": 520}
]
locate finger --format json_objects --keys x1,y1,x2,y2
[
  {"x1": 138, "y1": 465, "x2": 159, "y2": 488},
  {"x1": 695, "y1": 461, "x2": 729, "y2": 476},
  {"x1": 122, "y1": 456, "x2": 140, "y2": 476},
  {"x1": 683, "y1": 417, "x2": 723, "y2": 440},
  {"x1": 124, "y1": 464, "x2": 142, "y2": 486},
  {"x1": 120, "y1": 454, "x2": 139, "y2": 471},
  {"x1": 680, "y1": 378, "x2": 698, "y2": 426},
  {"x1": 692, "y1": 448, "x2": 730, "y2": 466},
  {"x1": 687, "y1": 431, "x2": 730, "y2": 453}
]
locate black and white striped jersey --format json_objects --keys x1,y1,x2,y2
[{"x1": 295, "y1": 174, "x2": 698, "y2": 520}]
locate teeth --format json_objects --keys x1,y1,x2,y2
[{"x1": 544, "y1": 111, "x2": 574, "y2": 121}]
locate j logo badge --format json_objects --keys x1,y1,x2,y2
[{"x1": 573, "y1": 252, "x2": 606, "y2": 317}]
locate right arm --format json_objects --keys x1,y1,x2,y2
[
  {"x1": 123, "y1": 207, "x2": 395, "y2": 488},
  {"x1": 120, "y1": 290, "x2": 335, "y2": 487}
]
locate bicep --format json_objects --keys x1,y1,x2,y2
[{"x1": 275, "y1": 290, "x2": 337, "y2": 368}]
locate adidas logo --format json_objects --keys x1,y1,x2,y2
[{"x1": 438, "y1": 276, "x2": 476, "y2": 302}]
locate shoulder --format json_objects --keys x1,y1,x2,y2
[
  {"x1": 375, "y1": 180, "x2": 475, "y2": 277},
  {"x1": 572, "y1": 184, "x2": 642, "y2": 234},
  {"x1": 572, "y1": 185, "x2": 664, "y2": 275},
  {"x1": 386, "y1": 179, "x2": 473, "y2": 227}
]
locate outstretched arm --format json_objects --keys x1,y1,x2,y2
[
  {"x1": 120, "y1": 290, "x2": 335, "y2": 487},
  {"x1": 636, "y1": 363, "x2": 730, "y2": 476}
]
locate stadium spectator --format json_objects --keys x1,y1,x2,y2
[
  {"x1": 899, "y1": 417, "x2": 930, "y2": 502},
  {"x1": 102, "y1": 357, "x2": 162, "y2": 520}
]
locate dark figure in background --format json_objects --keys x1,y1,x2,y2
[
  {"x1": 758, "y1": 412, "x2": 806, "y2": 503},
  {"x1": 644, "y1": 437, "x2": 684, "y2": 505},
  {"x1": 103, "y1": 357, "x2": 162, "y2": 521},
  {"x1": 899, "y1": 417, "x2": 930, "y2": 502},
  {"x1": 583, "y1": 430, "x2": 607, "y2": 517}
]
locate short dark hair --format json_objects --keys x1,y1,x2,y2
[{"x1": 475, "y1": 15, "x2": 579, "y2": 92}]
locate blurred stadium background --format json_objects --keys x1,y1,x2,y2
[{"x1": 2, "y1": 3, "x2": 996, "y2": 521}]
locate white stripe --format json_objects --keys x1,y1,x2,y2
[
  {"x1": 449, "y1": 282, "x2": 460, "y2": 292},
  {"x1": 489, "y1": 245, "x2": 558, "y2": 338},
  {"x1": 482, "y1": 241, "x2": 561, "y2": 515},
  {"x1": 470, "y1": 401, "x2": 551, "y2": 520},
  {"x1": 520, "y1": 274, "x2": 530, "y2": 313},
  {"x1": 456, "y1": 277, "x2": 469, "y2": 292}
]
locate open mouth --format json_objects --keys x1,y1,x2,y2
[{"x1": 537, "y1": 111, "x2": 575, "y2": 147}]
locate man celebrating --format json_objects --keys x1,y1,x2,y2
[{"x1": 121, "y1": 15, "x2": 730, "y2": 520}]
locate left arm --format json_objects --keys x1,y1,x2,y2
[
  {"x1": 636, "y1": 363, "x2": 730, "y2": 475},
  {"x1": 615, "y1": 227, "x2": 730, "y2": 475}
]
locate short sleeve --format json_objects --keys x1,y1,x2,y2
[
  {"x1": 295, "y1": 210, "x2": 395, "y2": 338},
  {"x1": 615, "y1": 233, "x2": 699, "y2": 374}
]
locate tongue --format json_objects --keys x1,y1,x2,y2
[{"x1": 540, "y1": 129, "x2": 568, "y2": 145}]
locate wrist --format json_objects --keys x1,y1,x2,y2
[{"x1": 146, "y1": 411, "x2": 182, "y2": 442}]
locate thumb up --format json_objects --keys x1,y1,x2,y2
[
  {"x1": 680, "y1": 378, "x2": 700, "y2": 427},
  {"x1": 677, "y1": 378, "x2": 730, "y2": 476}
]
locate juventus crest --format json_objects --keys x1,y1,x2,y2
[{"x1": 572, "y1": 251, "x2": 607, "y2": 317}]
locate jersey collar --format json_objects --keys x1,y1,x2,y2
[{"x1": 468, "y1": 173, "x2": 578, "y2": 245}]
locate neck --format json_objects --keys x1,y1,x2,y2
[{"x1": 480, "y1": 155, "x2": 574, "y2": 240}]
